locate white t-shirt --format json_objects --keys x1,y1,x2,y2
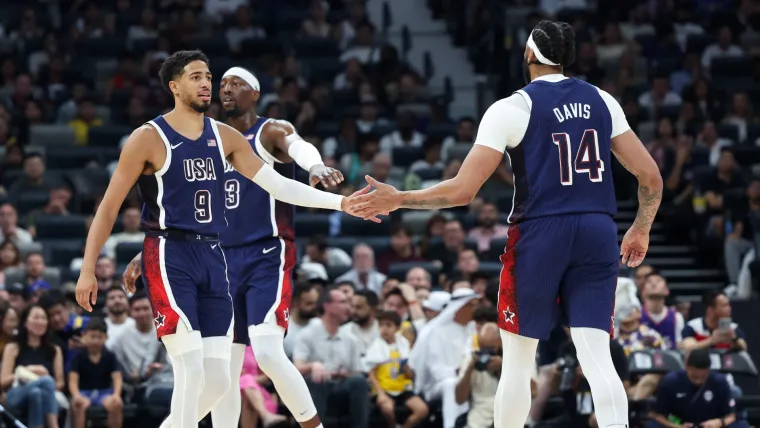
[{"x1": 473, "y1": 74, "x2": 631, "y2": 154}]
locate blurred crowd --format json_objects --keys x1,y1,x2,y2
[{"x1": 0, "y1": 0, "x2": 758, "y2": 427}]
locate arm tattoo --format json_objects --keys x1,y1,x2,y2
[
  {"x1": 633, "y1": 184, "x2": 661, "y2": 231},
  {"x1": 400, "y1": 197, "x2": 455, "y2": 209}
]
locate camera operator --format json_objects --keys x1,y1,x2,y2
[
  {"x1": 554, "y1": 328, "x2": 630, "y2": 428},
  {"x1": 455, "y1": 322, "x2": 501, "y2": 428}
]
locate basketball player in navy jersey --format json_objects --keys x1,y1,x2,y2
[
  {"x1": 350, "y1": 21, "x2": 663, "y2": 428},
  {"x1": 75, "y1": 50, "x2": 366, "y2": 428},
  {"x1": 123, "y1": 66, "x2": 335, "y2": 428}
]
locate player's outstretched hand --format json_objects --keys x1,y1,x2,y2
[
  {"x1": 75, "y1": 271, "x2": 99, "y2": 312},
  {"x1": 309, "y1": 165, "x2": 344, "y2": 188},
  {"x1": 347, "y1": 175, "x2": 402, "y2": 221},
  {"x1": 123, "y1": 253, "x2": 142, "y2": 294},
  {"x1": 620, "y1": 227, "x2": 649, "y2": 268},
  {"x1": 342, "y1": 184, "x2": 389, "y2": 223}
]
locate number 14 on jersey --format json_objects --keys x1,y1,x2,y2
[{"x1": 552, "y1": 129, "x2": 604, "y2": 185}]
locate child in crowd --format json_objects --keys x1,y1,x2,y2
[{"x1": 364, "y1": 310, "x2": 429, "y2": 428}]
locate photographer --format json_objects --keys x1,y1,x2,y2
[
  {"x1": 455, "y1": 322, "x2": 501, "y2": 428},
  {"x1": 554, "y1": 329, "x2": 629, "y2": 428}
]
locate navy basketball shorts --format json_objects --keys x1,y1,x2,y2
[
  {"x1": 224, "y1": 238, "x2": 297, "y2": 345},
  {"x1": 142, "y1": 235, "x2": 233, "y2": 340},
  {"x1": 497, "y1": 213, "x2": 619, "y2": 340}
]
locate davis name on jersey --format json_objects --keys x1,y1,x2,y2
[
  {"x1": 553, "y1": 103, "x2": 591, "y2": 122},
  {"x1": 183, "y1": 158, "x2": 218, "y2": 182}
]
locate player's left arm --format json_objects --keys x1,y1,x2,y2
[{"x1": 261, "y1": 120, "x2": 343, "y2": 188}]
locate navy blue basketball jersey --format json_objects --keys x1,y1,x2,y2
[
  {"x1": 219, "y1": 117, "x2": 296, "y2": 247},
  {"x1": 507, "y1": 78, "x2": 617, "y2": 222},
  {"x1": 138, "y1": 116, "x2": 227, "y2": 235}
]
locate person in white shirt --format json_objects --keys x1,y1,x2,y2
[
  {"x1": 341, "y1": 289, "x2": 380, "y2": 356},
  {"x1": 104, "y1": 285, "x2": 135, "y2": 350},
  {"x1": 335, "y1": 244, "x2": 387, "y2": 295},
  {"x1": 379, "y1": 111, "x2": 426, "y2": 154},
  {"x1": 455, "y1": 322, "x2": 501, "y2": 428},
  {"x1": 103, "y1": 207, "x2": 144, "y2": 260},
  {"x1": 0, "y1": 203, "x2": 33, "y2": 245},
  {"x1": 701, "y1": 26, "x2": 745, "y2": 70},
  {"x1": 283, "y1": 282, "x2": 321, "y2": 358},
  {"x1": 110, "y1": 291, "x2": 159, "y2": 385},
  {"x1": 409, "y1": 288, "x2": 479, "y2": 428}
]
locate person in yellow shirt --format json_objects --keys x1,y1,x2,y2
[
  {"x1": 68, "y1": 98, "x2": 103, "y2": 145},
  {"x1": 364, "y1": 311, "x2": 429, "y2": 428}
]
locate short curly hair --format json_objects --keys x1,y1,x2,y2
[{"x1": 158, "y1": 50, "x2": 210, "y2": 94}]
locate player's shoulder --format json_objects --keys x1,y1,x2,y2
[
  {"x1": 261, "y1": 118, "x2": 296, "y2": 134},
  {"x1": 486, "y1": 92, "x2": 531, "y2": 115}
]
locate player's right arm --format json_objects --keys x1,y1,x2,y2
[
  {"x1": 76, "y1": 126, "x2": 158, "y2": 311},
  {"x1": 217, "y1": 122, "x2": 372, "y2": 219}
]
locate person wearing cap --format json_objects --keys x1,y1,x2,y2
[
  {"x1": 6, "y1": 282, "x2": 30, "y2": 314},
  {"x1": 400, "y1": 290, "x2": 451, "y2": 346},
  {"x1": 648, "y1": 348, "x2": 747, "y2": 428}
]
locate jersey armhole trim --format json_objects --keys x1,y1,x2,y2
[
  {"x1": 208, "y1": 119, "x2": 227, "y2": 166},
  {"x1": 146, "y1": 121, "x2": 172, "y2": 177},
  {"x1": 515, "y1": 90, "x2": 533, "y2": 111},
  {"x1": 255, "y1": 119, "x2": 282, "y2": 165}
]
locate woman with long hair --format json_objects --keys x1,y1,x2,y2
[
  {"x1": 0, "y1": 240, "x2": 22, "y2": 287},
  {"x1": 0, "y1": 302, "x2": 19, "y2": 356},
  {"x1": 1, "y1": 305, "x2": 64, "y2": 428}
]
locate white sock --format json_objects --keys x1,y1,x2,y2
[
  {"x1": 164, "y1": 349, "x2": 204, "y2": 428},
  {"x1": 249, "y1": 325, "x2": 318, "y2": 422},
  {"x1": 210, "y1": 344, "x2": 246, "y2": 428},
  {"x1": 570, "y1": 328, "x2": 629, "y2": 427},
  {"x1": 494, "y1": 330, "x2": 539, "y2": 428}
]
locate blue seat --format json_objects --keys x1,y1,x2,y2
[{"x1": 36, "y1": 215, "x2": 87, "y2": 240}]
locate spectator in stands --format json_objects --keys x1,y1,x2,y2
[
  {"x1": 336, "y1": 0, "x2": 368, "y2": 49},
  {"x1": 103, "y1": 286, "x2": 134, "y2": 349},
  {"x1": 615, "y1": 299, "x2": 666, "y2": 355},
  {"x1": 302, "y1": 235, "x2": 352, "y2": 269},
  {"x1": 364, "y1": 310, "x2": 428, "y2": 428},
  {"x1": 225, "y1": 5, "x2": 265, "y2": 53},
  {"x1": 409, "y1": 136, "x2": 445, "y2": 176},
  {"x1": 340, "y1": 133, "x2": 379, "y2": 185},
  {"x1": 640, "y1": 273, "x2": 684, "y2": 349},
  {"x1": 6, "y1": 153, "x2": 52, "y2": 203},
  {"x1": 405, "y1": 266, "x2": 432, "y2": 295},
  {"x1": 26, "y1": 184, "x2": 73, "y2": 236},
  {"x1": 633, "y1": 264, "x2": 655, "y2": 291},
  {"x1": 23, "y1": 252, "x2": 47, "y2": 286},
  {"x1": 340, "y1": 20, "x2": 380, "y2": 64},
  {"x1": 467, "y1": 202, "x2": 508, "y2": 254},
  {"x1": 301, "y1": 0, "x2": 332, "y2": 38},
  {"x1": 428, "y1": 220, "x2": 476, "y2": 275},
  {"x1": 204, "y1": 0, "x2": 247, "y2": 19},
  {"x1": 441, "y1": 117, "x2": 475, "y2": 162},
  {"x1": 682, "y1": 290, "x2": 748, "y2": 352},
  {"x1": 376, "y1": 225, "x2": 423, "y2": 273},
  {"x1": 6, "y1": 282, "x2": 30, "y2": 314},
  {"x1": 69, "y1": 318, "x2": 123, "y2": 428},
  {"x1": 103, "y1": 207, "x2": 144, "y2": 259},
  {"x1": 456, "y1": 249, "x2": 480, "y2": 282},
  {"x1": 283, "y1": 283, "x2": 320, "y2": 358},
  {"x1": 704, "y1": 151, "x2": 744, "y2": 232},
  {"x1": 697, "y1": 121, "x2": 733, "y2": 166},
  {"x1": 410, "y1": 288, "x2": 478, "y2": 428},
  {"x1": 39, "y1": 290, "x2": 89, "y2": 367},
  {"x1": 455, "y1": 322, "x2": 501, "y2": 428},
  {"x1": 294, "y1": 286, "x2": 369, "y2": 427},
  {"x1": 380, "y1": 110, "x2": 425, "y2": 153},
  {"x1": 569, "y1": 41, "x2": 605, "y2": 85},
  {"x1": 68, "y1": 97, "x2": 103, "y2": 146},
  {"x1": 140, "y1": 346, "x2": 173, "y2": 408},
  {"x1": 110, "y1": 291, "x2": 159, "y2": 385},
  {"x1": 0, "y1": 203, "x2": 32, "y2": 244},
  {"x1": 370, "y1": 153, "x2": 403, "y2": 190},
  {"x1": 356, "y1": 96, "x2": 390, "y2": 133},
  {"x1": 702, "y1": 26, "x2": 746, "y2": 70},
  {"x1": 647, "y1": 117, "x2": 677, "y2": 175},
  {"x1": 341, "y1": 289, "x2": 380, "y2": 355},
  {"x1": 724, "y1": 179, "x2": 760, "y2": 286},
  {"x1": 723, "y1": 92, "x2": 755, "y2": 143},
  {"x1": 94, "y1": 256, "x2": 117, "y2": 296},
  {"x1": 127, "y1": 7, "x2": 159, "y2": 46},
  {"x1": 0, "y1": 240, "x2": 22, "y2": 286},
  {"x1": 648, "y1": 348, "x2": 747, "y2": 428},
  {"x1": 323, "y1": 117, "x2": 359, "y2": 161},
  {"x1": 239, "y1": 346, "x2": 286, "y2": 427},
  {"x1": 1, "y1": 304, "x2": 64, "y2": 428},
  {"x1": 0, "y1": 303, "x2": 19, "y2": 356},
  {"x1": 638, "y1": 74, "x2": 683, "y2": 117},
  {"x1": 335, "y1": 243, "x2": 387, "y2": 295}
]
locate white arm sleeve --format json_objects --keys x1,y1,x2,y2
[
  {"x1": 596, "y1": 88, "x2": 631, "y2": 138},
  {"x1": 252, "y1": 164, "x2": 343, "y2": 211},
  {"x1": 474, "y1": 93, "x2": 531, "y2": 153},
  {"x1": 286, "y1": 135, "x2": 325, "y2": 171}
]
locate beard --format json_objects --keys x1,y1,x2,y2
[
  {"x1": 353, "y1": 314, "x2": 370, "y2": 325},
  {"x1": 109, "y1": 307, "x2": 126, "y2": 316},
  {"x1": 479, "y1": 218, "x2": 496, "y2": 228},
  {"x1": 300, "y1": 309, "x2": 317, "y2": 320},
  {"x1": 190, "y1": 100, "x2": 210, "y2": 113},
  {"x1": 224, "y1": 105, "x2": 244, "y2": 118},
  {"x1": 522, "y1": 61, "x2": 531, "y2": 85}
]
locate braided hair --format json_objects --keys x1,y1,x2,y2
[{"x1": 529, "y1": 20, "x2": 576, "y2": 67}]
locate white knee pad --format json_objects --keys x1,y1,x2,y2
[
  {"x1": 162, "y1": 327, "x2": 203, "y2": 357},
  {"x1": 202, "y1": 336, "x2": 233, "y2": 360},
  {"x1": 248, "y1": 323, "x2": 286, "y2": 363}
]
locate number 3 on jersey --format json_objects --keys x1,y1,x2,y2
[{"x1": 552, "y1": 129, "x2": 604, "y2": 186}]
